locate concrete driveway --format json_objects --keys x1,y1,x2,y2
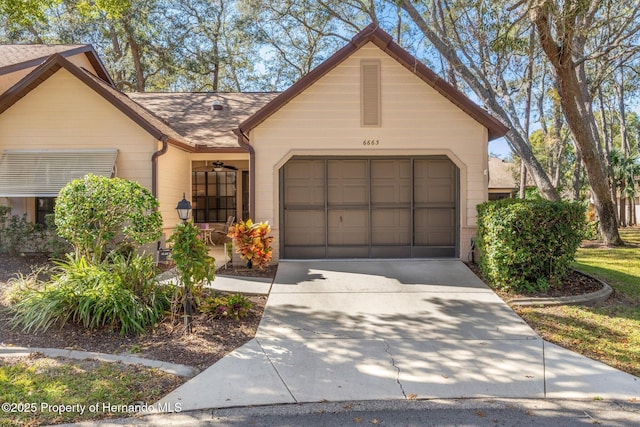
[{"x1": 158, "y1": 260, "x2": 640, "y2": 411}]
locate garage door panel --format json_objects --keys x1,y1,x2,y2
[
  {"x1": 328, "y1": 209, "x2": 368, "y2": 245},
  {"x1": 283, "y1": 159, "x2": 325, "y2": 205},
  {"x1": 371, "y1": 159, "x2": 411, "y2": 205},
  {"x1": 414, "y1": 160, "x2": 456, "y2": 204},
  {"x1": 414, "y1": 208, "x2": 455, "y2": 246},
  {"x1": 284, "y1": 246, "x2": 326, "y2": 259},
  {"x1": 371, "y1": 209, "x2": 411, "y2": 245},
  {"x1": 328, "y1": 184, "x2": 369, "y2": 205},
  {"x1": 284, "y1": 210, "x2": 326, "y2": 246},
  {"x1": 327, "y1": 246, "x2": 370, "y2": 258}
]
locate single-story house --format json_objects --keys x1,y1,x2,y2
[{"x1": 0, "y1": 25, "x2": 508, "y2": 261}]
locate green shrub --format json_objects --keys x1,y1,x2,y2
[
  {"x1": 11, "y1": 254, "x2": 172, "y2": 335},
  {"x1": 167, "y1": 221, "x2": 216, "y2": 332},
  {"x1": 44, "y1": 213, "x2": 72, "y2": 258},
  {"x1": 3, "y1": 214, "x2": 46, "y2": 255},
  {"x1": 0, "y1": 209, "x2": 70, "y2": 256},
  {"x1": 54, "y1": 174, "x2": 162, "y2": 263},
  {"x1": 201, "y1": 293, "x2": 252, "y2": 320},
  {"x1": 476, "y1": 199, "x2": 586, "y2": 293}
]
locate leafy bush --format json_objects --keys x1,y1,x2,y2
[
  {"x1": 54, "y1": 174, "x2": 162, "y2": 263},
  {"x1": 44, "y1": 213, "x2": 72, "y2": 258},
  {"x1": 167, "y1": 221, "x2": 216, "y2": 301},
  {"x1": 167, "y1": 221, "x2": 216, "y2": 331},
  {"x1": 476, "y1": 199, "x2": 586, "y2": 293},
  {"x1": 11, "y1": 254, "x2": 172, "y2": 335},
  {"x1": 0, "y1": 207, "x2": 70, "y2": 255},
  {"x1": 227, "y1": 219, "x2": 274, "y2": 269},
  {"x1": 201, "y1": 293, "x2": 252, "y2": 320}
]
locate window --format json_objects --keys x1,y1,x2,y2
[
  {"x1": 35, "y1": 197, "x2": 55, "y2": 227},
  {"x1": 192, "y1": 171, "x2": 236, "y2": 222}
]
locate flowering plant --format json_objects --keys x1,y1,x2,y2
[{"x1": 227, "y1": 219, "x2": 274, "y2": 269}]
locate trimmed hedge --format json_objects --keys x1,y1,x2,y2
[{"x1": 476, "y1": 199, "x2": 586, "y2": 293}]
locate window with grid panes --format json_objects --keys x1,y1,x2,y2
[{"x1": 192, "y1": 171, "x2": 236, "y2": 222}]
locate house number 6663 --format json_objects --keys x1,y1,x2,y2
[{"x1": 363, "y1": 139, "x2": 380, "y2": 146}]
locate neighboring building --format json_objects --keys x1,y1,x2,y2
[
  {"x1": 0, "y1": 25, "x2": 508, "y2": 261},
  {"x1": 488, "y1": 156, "x2": 518, "y2": 200}
]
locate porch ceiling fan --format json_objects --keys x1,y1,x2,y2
[{"x1": 212, "y1": 161, "x2": 238, "y2": 171}]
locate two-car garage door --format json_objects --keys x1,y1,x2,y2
[{"x1": 281, "y1": 156, "x2": 459, "y2": 258}]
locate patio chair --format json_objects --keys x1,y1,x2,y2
[
  {"x1": 212, "y1": 216, "x2": 235, "y2": 268},
  {"x1": 213, "y1": 216, "x2": 235, "y2": 243}
]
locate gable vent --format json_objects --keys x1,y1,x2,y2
[{"x1": 361, "y1": 60, "x2": 381, "y2": 127}]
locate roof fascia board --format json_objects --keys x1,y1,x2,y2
[
  {"x1": 81, "y1": 45, "x2": 115, "y2": 86},
  {"x1": 239, "y1": 24, "x2": 508, "y2": 141}
]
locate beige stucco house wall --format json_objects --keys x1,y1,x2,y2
[
  {"x1": 247, "y1": 41, "x2": 491, "y2": 261},
  {"x1": 156, "y1": 143, "x2": 192, "y2": 235}
]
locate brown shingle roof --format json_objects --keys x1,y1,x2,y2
[
  {"x1": 239, "y1": 24, "x2": 509, "y2": 141},
  {"x1": 0, "y1": 44, "x2": 85, "y2": 68},
  {"x1": 488, "y1": 157, "x2": 517, "y2": 189},
  {"x1": 129, "y1": 92, "x2": 279, "y2": 149},
  {"x1": 0, "y1": 44, "x2": 113, "y2": 85}
]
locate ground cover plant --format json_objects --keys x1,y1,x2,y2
[
  {"x1": 513, "y1": 227, "x2": 640, "y2": 377},
  {"x1": 9, "y1": 254, "x2": 172, "y2": 335},
  {"x1": 0, "y1": 355, "x2": 184, "y2": 427}
]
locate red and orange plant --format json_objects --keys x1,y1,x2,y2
[{"x1": 227, "y1": 219, "x2": 274, "y2": 269}]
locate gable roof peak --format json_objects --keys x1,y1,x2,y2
[{"x1": 240, "y1": 24, "x2": 508, "y2": 140}]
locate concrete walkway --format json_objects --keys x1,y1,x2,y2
[{"x1": 157, "y1": 260, "x2": 640, "y2": 412}]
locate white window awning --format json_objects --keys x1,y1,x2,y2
[{"x1": 0, "y1": 149, "x2": 118, "y2": 197}]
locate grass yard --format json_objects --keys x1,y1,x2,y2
[
  {"x1": 514, "y1": 227, "x2": 640, "y2": 377},
  {"x1": 0, "y1": 356, "x2": 185, "y2": 426}
]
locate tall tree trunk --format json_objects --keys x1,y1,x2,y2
[
  {"x1": 521, "y1": 27, "x2": 536, "y2": 199},
  {"x1": 619, "y1": 187, "x2": 627, "y2": 227},
  {"x1": 573, "y1": 149, "x2": 582, "y2": 200},
  {"x1": 520, "y1": 163, "x2": 528, "y2": 198},
  {"x1": 123, "y1": 17, "x2": 145, "y2": 92},
  {"x1": 401, "y1": 0, "x2": 561, "y2": 201},
  {"x1": 619, "y1": 67, "x2": 630, "y2": 154},
  {"x1": 597, "y1": 86, "x2": 618, "y2": 217},
  {"x1": 532, "y1": 4, "x2": 622, "y2": 245}
]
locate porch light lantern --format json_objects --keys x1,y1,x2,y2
[{"x1": 176, "y1": 193, "x2": 192, "y2": 222}]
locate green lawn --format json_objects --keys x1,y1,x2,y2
[
  {"x1": 514, "y1": 227, "x2": 640, "y2": 377},
  {"x1": 0, "y1": 356, "x2": 184, "y2": 426}
]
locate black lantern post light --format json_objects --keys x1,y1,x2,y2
[
  {"x1": 176, "y1": 193, "x2": 192, "y2": 222},
  {"x1": 175, "y1": 193, "x2": 193, "y2": 332}
]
